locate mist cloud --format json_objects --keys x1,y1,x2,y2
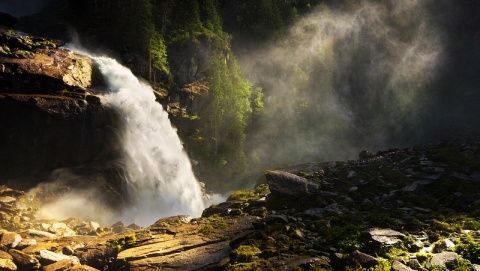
[{"x1": 241, "y1": 0, "x2": 446, "y2": 167}]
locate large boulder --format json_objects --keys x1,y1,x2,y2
[{"x1": 264, "y1": 170, "x2": 319, "y2": 198}]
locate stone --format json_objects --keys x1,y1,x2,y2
[
  {"x1": 26, "y1": 229, "x2": 57, "y2": 239},
  {"x1": 347, "y1": 250, "x2": 378, "y2": 269},
  {"x1": 42, "y1": 259, "x2": 75, "y2": 271},
  {"x1": 48, "y1": 223, "x2": 76, "y2": 237},
  {"x1": 425, "y1": 252, "x2": 459, "y2": 270},
  {"x1": 433, "y1": 238, "x2": 455, "y2": 253},
  {"x1": 408, "y1": 258, "x2": 428, "y2": 271},
  {"x1": 201, "y1": 201, "x2": 243, "y2": 217},
  {"x1": 0, "y1": 258, "x2": 16, "y2": 271},
  {"x1": 62, "y1": 246, "x2": 74, "y2": 256},
  {"x1": 0, "y1": 251, "x2": 12, "y2": 260},
  {"x1": 39, "y1": 250, "x2": 80, "y2": 265},
  {"x1": 0, "y1": 232, "x2": 21, "y2": 249},
  {"x1": 8, "y1": 249, "x2": 41, "y2": 270},
  {"x1": 22, "y1": 243, "x2": 59, "y2": 254},
  {"x1": 264, "y1": 170, "x2": 319, "y2": 198},
  {"x1": 75, "y1": 245, "x2": 117, "y2": 270},
  {"x1": 366, "y1": 228, "x2": 405, "y2": 245},
  {"x1": 69, "y1": 265, "x2": 101, "y2": 271},
  {"x1": 110, "y1": 221, "x2": 124, "y2": 233},
  {"x1": 392, "y1": 260, "x2": 415, "y2": 271}
]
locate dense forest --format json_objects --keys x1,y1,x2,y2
[{"x1": 5, "y1": 0, "x2": 480, "y2": 192}]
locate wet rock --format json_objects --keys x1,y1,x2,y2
[
  {"x1": 425, "y1": 252, "x2": 459, "y2": 270},
  {"x1": 366, "y1": 228, "x2": 405, "y2": 245},
  {"x1": 265, "y1": 170, "x2": 319, "y2": 198},
  {"x1": 8, "y1": 249, "x2": 41, "y2": 270}
]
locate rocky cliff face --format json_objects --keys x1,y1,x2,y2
[{"x1": 0, "y1": 26, "x2": 122, "y2": 193}]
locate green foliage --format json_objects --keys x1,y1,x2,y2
[
  {"x1": 191, "y1": 50, "x2": 259, "y2": 187},
  {"x1": 106, "y1": 234, "x2": 136, "y2": 251},
  {"x1": 454, "y1": 258, "x2": 472, "y2": 271},
  {"x1": 454, "y1": 234, "x2": 480, "y2": 263}
]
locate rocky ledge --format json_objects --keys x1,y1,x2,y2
[
  {"x1": 0, "y1": 26, "x2": 93, "y2": 95},
  {"x1": 0, "y1": 26, "x2": 123, "y2": 196},
  {"x1": 1, "y1": 136, "x2": 479, "y2": 270}
]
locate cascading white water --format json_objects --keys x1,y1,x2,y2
[{"x1": 93, "y1": 56, "x2": 205, "y2": 225}]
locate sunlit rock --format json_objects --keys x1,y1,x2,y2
[
  {"x1": 39, "y1": 249, "x2": 80, "y2": 265},
  {"x1": 366, "y1": 228, "x2": 405, "y2": 245},
  {"x1": 425, "y1": 252, "x2": 459, "y2": 270},
  {"x1": 8, "y1": 249, "x2": 41, "y2": 270},
  {"x1": 0, "y1": 258, "x2": 16, "y2": 271}
]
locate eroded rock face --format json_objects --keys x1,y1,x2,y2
[{"x1": 0, "y1": 94, "x2": 121, "y2": 184}]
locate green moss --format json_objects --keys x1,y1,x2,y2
[
  {"x1": 227, "y1": 190, "x2": 255, "y2": 201},
  {"x1": 254, "y1": 184, "x2": 270, "y2": 196},
  {"x1": 232, "y1": 245, "x2": 262, "y2": 262},
  {"x1": 198, "y1": 224, "x2": 215, "y2": 235}
]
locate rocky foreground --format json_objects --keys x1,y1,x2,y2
[{"x1": 0, "y1": 137, "x2": 479, "y2": 270}]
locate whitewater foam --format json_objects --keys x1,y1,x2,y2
[{"x1": 93, "y1": 56, "x2": 205, "y2": 225}]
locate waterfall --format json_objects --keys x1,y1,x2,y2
[{"x1": 93, "y1": 56, "x2": 205, "y2": 225}]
